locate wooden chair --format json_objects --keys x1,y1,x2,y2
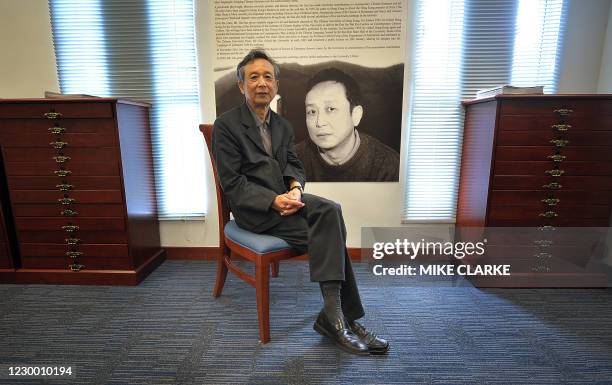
[{"x1": 199, "y1": 124, "x2": 302, "y2": 343}]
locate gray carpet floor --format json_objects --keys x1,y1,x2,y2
[{"x1": 1, "y1": 260, "x2": 611, "y2": 385}]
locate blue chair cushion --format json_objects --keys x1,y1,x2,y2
[{"x1": 224, "y1": 220, "x2": 293, "y2": 254}]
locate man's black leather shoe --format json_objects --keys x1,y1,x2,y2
[
  {"x1": 313, "y1": 311, "x2": 369, "y2": 355},
  {"x1": 349, "y1": 320, "x2": 390, "y2": 355}
]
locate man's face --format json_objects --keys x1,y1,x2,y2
[
  {"x1": 305, "y1": 81, "x2": 362, "y2": 150},
  {"x1": 238, "y1": 58, "x2": 278, "y2": 109}
]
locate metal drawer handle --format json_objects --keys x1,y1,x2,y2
[
  {"x1": 66, "y1": 251, "x2": 83, "y2": 258},
  {"x1": 48, "y1": 127, "x2": 66, "y2": 134},
  {"x1": 539, "y1": 211, "x2": 558, "y2": 218},
  {"x1": 50, "y1": 141, "x2": 68, "y2": 149},
  {"x1": 532, "y1": 266, "x2": 551, "y2": 272},
  {"x1": 550, "y1": 139, "x2": 569, "y2": 147},
  {"x1": 57, "y1": 197, "x2": 76, "y2": 205},
  {"x1": 69, "y1": 263, "x2": 84, "y2": 272},
  {"x1": 61, "y1": 225, "x2": 80, "y2": 233},
  {"x1": 554, "y1": 108, "x2": 573, "y2": 116},
  {"x1": 56, "y1": 184, "x2": 74, "y2": 192},
  {"x1": 541, "y1": 198, "x2": 560, "y2": 206},
  {"x1": 54, "y1": 170, "x2": 72, "y2": 177},
  {"x1": 543, "y1": 182, "x2": 562, "y2": 189},
  {"x1": 53, "y1": 156, "x2": 71, "y2": 164},
  {"x1": 61, "y1": 209, "x2": 79, "y2": 217},
  {"x1": 551, "y1": 124, "x2": 571, "y2": 132},
  {"x1": 534, "y1": 252, "x2": 552, "y2": 259},
  {"x1": 65, "y1": 237, "x2": 81, "y2": 245},
  {"x1": 545, "y1": 169, "x2": 564, "y2": 177},
  {"x1": 538, "y1": 225, "x2": 557, "y2": 231},
  {"x1": 44, "y1": 112, "x2": 62, "y2": 119},
  {"x1": 547, "y1": 154, "x2": 566, "y2": 162},
  {"x1": 534, "y1": 240, "x2": 553, "y2": 247}
]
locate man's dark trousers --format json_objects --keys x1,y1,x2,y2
[{"x1": 261, "y1": 193, "x2": 365, "y2": 321}]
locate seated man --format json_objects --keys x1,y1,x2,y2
[
  {"x1": 212, "y1": 49, "x2": 389, "y2": 355},
  {"x1": 296, "y1": 68, "x2": 400, "y2": 182}
]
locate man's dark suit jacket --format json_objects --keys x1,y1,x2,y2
[{"x1": 212, "y1": 102, "x2": 306, "y2": 233}]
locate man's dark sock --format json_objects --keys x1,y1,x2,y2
[{"x1": 319, "y1": 280, "x2": 344, "y2": 322}]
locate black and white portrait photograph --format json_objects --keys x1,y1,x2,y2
[{"x1": 215, "y1": 61, "x2": 404, "y2": 182}]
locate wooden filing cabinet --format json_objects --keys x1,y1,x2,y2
[
  {"x1": 0, "y1": 98, "x2": 165, "y2": 285},
  {"x1": 457, "y1": 95, "x2": 612, "y2": 287}
]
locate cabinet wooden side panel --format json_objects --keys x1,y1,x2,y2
[
  {"x1": 456, "y1": 100, "x2": 498, "y2": 226},
  {"x1": 0, "y1": 147, "x2": 15, "y2": 269},
  {"x1": 0, "y1": 205, "x2": 12, "y2": 269},
  {"x1": 115, "y1": 103, "x2": 163, "y2": 269}
]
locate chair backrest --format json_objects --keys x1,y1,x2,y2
[{"x1": 200, "y1": 124, "x2": 230, "y2": 251}]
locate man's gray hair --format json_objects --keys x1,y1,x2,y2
[{"x1": 236, "y1": 49, "x2": 280, "y2": 82}]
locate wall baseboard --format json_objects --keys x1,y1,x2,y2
[{"x1": 165, "y1": 247, "x2": 221, "y2": 260}]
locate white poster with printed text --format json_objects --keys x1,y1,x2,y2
[{"x1": 212, "y1": 0, "x2": 406, "y2": 182}]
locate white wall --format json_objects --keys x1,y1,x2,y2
[
  {"x1": 557, "y1": 0, "x2": 611, "y2": 93},
  {"x1": 0, "y1": 0, "x2": 59, "y2": 97},
  {"x1": 1, "y1": 0, "x2": 611, "y2": 248},
  {"x1": 598, "y1": 1, "x2": 612, "y2": 92}
]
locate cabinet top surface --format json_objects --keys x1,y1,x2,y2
[
  {"x1": 0, "y1": 97, "x2": 150, "y2": 107},
  {"x1": 462, "y1": 94, "x2": 612, "y2": 106}
]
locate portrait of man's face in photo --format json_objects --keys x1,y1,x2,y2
[{"x1": 305, "y1": 79, "x2": 363, "y2": 158}]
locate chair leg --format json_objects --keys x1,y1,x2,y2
[
  {"x1": 255, "y1": 260, "x2": 271, "y2": 343},
  {"x1": 271, "y1": 261, "x2": 279, "y2": 277},
  {"x1": 212, "y1": 254, "x2": 229, "y2": 298}
]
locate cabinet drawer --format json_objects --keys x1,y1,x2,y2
[
  {"x1": 2, "y1": 132, "x2": 117, "y2": 147},
  {"x1": 488, "y1": 205, "x2": 611, "y2": 220},
  {"x1": 5, "y1": 161, "x2": 120, "y2": 176},
  {"x1": 16, "y1": 217, "x2": 126, "y2": 231},
  {"x1": 485, "y1": 245, "x2": 599, "y2": 259},
  {"x1": 500, "y1": 99, "x2": 612, "y2": 116},
  {"x1": 18, "y1": 230, "x2": 128, "y2": 244},
  {"x1": 499, "y1": 115, "x2": 612, "y2": 131},
  {"x1": 495, "y1": 147, "x2": 612, "y2": 161},
  {"x1": 13, "y1": 204, "x2": 125, "y2": 218},
  {"x1": 20, "y1": 243, "x2": 129, "y2": 258},
  {"x1": 491, "y1": 176, "x2": 612, "y2": 190},
  {"x1": 0, "y1": 102, "x2": 114, "y2": 119},
  {"x1": 8, "y1": 176, "x2": 122, "y2": 190},
  {"x1": 482, "y1": 228, "x2": 608, "y2": 247},
  {"x1": 483, "y1": 247, "x2": 599, "y2": 270},
  {"x1": 487, "y1": 217, "x2": 611, "y2": 227},
  {"x1": 20, "y1": 256, "x2": 131, "y2": 270},
  {"x1": 10, "y1": 190, "x2": 123, "y2": 204},
  {"x1": 487, "y1": 216, "x2": 610, "y2": 227},
  {"x1": 494, "y1": 161, "x2": 612, "y2": 176},
  {"x1": 0, "y1": 118, "x2": 116, "y2": 136},
  {"x1": 490, "y1": 190, "x2": 612, "y2": 206},
  {"x1": 3, "y1": 147, "x2": 119, "y2": 162},
  {"x1": 496, "y1": 130, "x2": 612, "y2": 146}
]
